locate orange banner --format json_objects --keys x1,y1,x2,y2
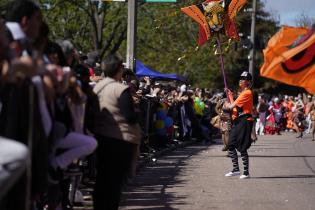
[{"x1": 260, "y1": 26, "x2": 315, "y2": 94}]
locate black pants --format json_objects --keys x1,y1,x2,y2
[{"x1": 93, "y1": 136, "x2": 134, "y2": 210}]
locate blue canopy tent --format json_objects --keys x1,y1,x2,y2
[{"x1": 136, "y1": 60, "x2": 186, "y2": 82}]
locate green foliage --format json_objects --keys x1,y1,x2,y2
[
  {"x1": 136, "y1": 0, "x2": 279, "y2": 91},
  {"x1": 38, "y1": 0, "x2": 128, "y2": 57},
  {"x1": 0, "y1": 0, "x2": 280, "y2": 92}
]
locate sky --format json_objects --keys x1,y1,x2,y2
[{"x1": 263, "y1": 0, "x2": 315, "y2": 26}]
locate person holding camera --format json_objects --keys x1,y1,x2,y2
[{"x1": 92, "y1": 54, "x2": 141, "y2": 210}]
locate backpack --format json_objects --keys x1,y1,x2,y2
[
  {"x1": 84, "y1": 80, "x2": 115, "y2": 133},
  {"x1": 84, "y1": 89, "x2": 100, "y2": 134}
]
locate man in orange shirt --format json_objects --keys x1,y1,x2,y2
[{"x1": 223, "y1": 71, "x2": 254, "y2": 179}]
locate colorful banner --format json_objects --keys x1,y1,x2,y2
[{"x1": 260, "y1": 26, "x2": 315, "y2": 94}]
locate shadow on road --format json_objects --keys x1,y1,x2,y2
[
  {"x1": 206, "y1": 155, "x2": 315, "y2": 158},
  {"x1": 120, "y1": 143, "x2": 211, "y2": 210},
  {"x1": 250, "y1": 155, "x2": 315, "y2": 158},
  {"x1": 252, "y1": 175, "x2": 315, "y2": 179}
]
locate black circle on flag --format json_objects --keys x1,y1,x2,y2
[{"x1": 282, "y1": 42, "x2": 315, "y2": 74}]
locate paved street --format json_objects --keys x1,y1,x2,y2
[{"x1": 119, "y1": 133, "x2": 315, "y2": 210}]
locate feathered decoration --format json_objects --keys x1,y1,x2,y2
[{"x1": 181, "y1": 0, "x2": 247, "y2": 46}]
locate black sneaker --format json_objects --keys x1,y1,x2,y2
[
  {"x1": 222, "y1": 146, "x2": 228, "y2": 151},
  {"x1": 65, "y1": 163, "x2": 82, "y2": 177}
]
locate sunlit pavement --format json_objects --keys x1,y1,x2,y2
[{"x1": 119, "y1": 133, "x2": 315, "y2": 210}]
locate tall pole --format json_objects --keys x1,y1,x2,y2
[
  {"x1": 126, "y1": 0, "x2": 137, "y2": 72},
  {"x1": 215, "y1": 34, "x2": 232, "y2": 102},
  {"x1": 249, "y1": 0, "x2": 257, "y2": 83}
]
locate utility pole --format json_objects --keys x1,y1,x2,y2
[
  {"x1": 248, "y1": 0, "x2": 257, "y2": 84},
  {"x1": 126, "y1": 0, "x2": 137, "y2": 72}
]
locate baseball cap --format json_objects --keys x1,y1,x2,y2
[{"x1": 240, "y1": 71, "x2": 252, "y2": 81}]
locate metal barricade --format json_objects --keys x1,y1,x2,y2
[{"x1": 0, "y1": 137, "x2": 29, "y2": 207}]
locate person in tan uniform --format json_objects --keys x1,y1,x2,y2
[
  {"x1": 305, "y1": 95, "x2": 314, "y2": 134},
  {"x1": 215, "y1": 95, "x2": 232, "y2": 151},
  {"x1": 309, "y1": 100, "x2": 315, "y2": 141},
  {"x1": 93, "y1": 54, "x2": 141, "y2": 210}
]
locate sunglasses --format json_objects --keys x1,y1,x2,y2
[{"x1": 239, "y1": 76, "x2": 249, "y2": 81}]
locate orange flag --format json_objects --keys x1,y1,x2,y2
[{"x1": 260, "y1": 26, "x2": 315, "y2": 94}]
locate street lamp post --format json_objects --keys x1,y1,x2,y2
[
  {"x1": 126, "y1": 0, "x2": 137, "y2": 72},
  {"x1": 111, "y1": 0, "x2": 176, "y2": 72}
]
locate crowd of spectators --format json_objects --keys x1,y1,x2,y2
[
  {"x1": 0, "y1": 0, "x2": 314, "y2": 210},
  {"x1": 254, "y1": 94, "x2": 315, "y2": 140},
  {"x1": 0, "y1": 1, "x2": 222, "y2": 209}
]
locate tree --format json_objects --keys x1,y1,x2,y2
[
  {"x1": 39, "y1": 0, "x2": 128, "y2": 58},
  {"x1": 0, "y1": 0, "x2": 280, "y2": 91},
  {"x1": 295, "y1": 12, "x2": 315, "y2": 27},
  {"x1": 136, "y1": 0, "x2": 279, "y2": 90}
]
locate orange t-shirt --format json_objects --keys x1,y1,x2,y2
[{"x1": 232, "y1": 89, "x2": 253, "y2": 120}]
